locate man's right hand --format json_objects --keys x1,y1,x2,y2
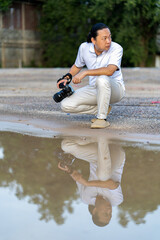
[{"x1": 57, "y1": 79, "x2": 68, "y2": 89}]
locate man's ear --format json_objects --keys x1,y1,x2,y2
[
  {"x1": 88, "y1": 204, "x2": 95, "y2": 215},
  {"x1": 91, "y1": 37, "x2": 95, "y2": 44}
]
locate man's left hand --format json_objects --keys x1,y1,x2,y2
[{"x1": 72, "y1": 71, "x2": 87, "y2": 84}]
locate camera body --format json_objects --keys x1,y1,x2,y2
[
  {"x1": 53, "y1": 73, "x2": 74, "y2": 103},
  {"x1": 53, "y1": 83, "x2": 74, "y2": 103},
  {"x1": 57, "y1": 151, "x2": 75, "y2": 174}
]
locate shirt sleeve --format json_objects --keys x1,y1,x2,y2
[
  {"x1": 74, "y1": 43, "x2": 86, "y2": 68},
  {"x1": 108, "y1": 45, "x2": 123, "y2": 70}
]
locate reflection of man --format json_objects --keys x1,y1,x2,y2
[{"x1": 58, "y1": 137, "x2": 125, "y2": 227}]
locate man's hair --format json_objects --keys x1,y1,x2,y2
[
  {"x1": 92, "y1": 212, "x2": 109, "y2": 227},
  {"x1": 87, "y1": 23, "x2": 110, "y2": 43}
]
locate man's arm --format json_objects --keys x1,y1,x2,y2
[
  {"x1": 72, "y1": 64, "x2": 118, "y2": 84},
  {"x1": 86, "y1": 179, "x2": 119, "y2": 190},
  {"x1": 58, "y1": 164, "x2": 119, "y2": 190},
  {"x1": 57, "y1": 64, "x2": 82, "y2": 88},
  {"x1": 85, "y1": 65, "x2": 118, "y2": 76},
  {"x1": 69, "y1": 64, "x2": 82, "y2": 76},
  {"x1": 70, "y1": 170, "x2": 119, "y2": 190}
]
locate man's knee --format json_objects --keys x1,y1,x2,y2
[
  {"x1": 96, "y1": 76, "x2": 111, "y2": 88},
  {"x1": 61, "y1": 98, "x2": 70, "y2": 112},
  {"x1": 61, "y1": 139, "x2": 72, "y2": 152},
  {"x1": 61, "y1": 97, "x2": 76, "y2": 112}
]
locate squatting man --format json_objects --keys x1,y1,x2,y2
[{"x1": 56, "y1": 23, "x2": 125, "y2": 129}]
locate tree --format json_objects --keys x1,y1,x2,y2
[
  {"x1": 0, "y1": 0, "x2": 13, "y2": 12},
  {"x1": 115, "y1": 0, "x2": 160, "y2": 67},
  {"x1": 40, "y1": 0, "x2": 160, "y2": 67},
  {"x1": 40, "y1": 0, "x2": 91, "y2": 67},
  {"x1": 87, "y1": 0, "x2": 160, "y2": 66}
]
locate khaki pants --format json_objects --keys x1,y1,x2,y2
[
  {"x1": 61, "y1": 76, "x2": 125, "y2": 119},
  {"x1": 61, "y1": 137, "x2": 125, "y2": 181}
]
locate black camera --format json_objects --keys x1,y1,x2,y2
[{"x1": 53, "y1": 73, "x2": 74, "y2": 103}]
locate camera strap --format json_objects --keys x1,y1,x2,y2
[{"x1": 57, "y1": 73, "x2": 72, "y2": 84}]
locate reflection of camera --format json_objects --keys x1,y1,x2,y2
[
  {"x1": 53, "y1": 73, "x2": 74, "y2": 103},
  {"x1": 58, "y1": 151, "x2": 75, "y2": 173},
  {"x1": 59, "y1": 155, "x2": 75, "y2": 168}
]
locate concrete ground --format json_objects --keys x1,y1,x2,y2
[{"x1": 0, "y1": 68, "x2": 160, "y2": 142}]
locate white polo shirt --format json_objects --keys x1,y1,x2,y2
[
  {"x1": 75, "y1": 41, "x2": 124, "y2": 86},
  {"x1": 76, "y1": 161, "x2": 124, "y2": 206}
]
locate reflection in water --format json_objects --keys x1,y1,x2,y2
[
  {"x1": 0, "y1": 131, "x2": 160, "y2": 234},
  {"x1": 0, "y1": 132, "x2": 79, "y2": 225},
  {"x1": 0, "y1": 146, "x2": 4, "y2": 159},
  {"x1": 119, "y1": 145, "x2": 160, "y2": 227},
  {"x1": 58, "y1": 137, "x2": 125, "y2": 226}
]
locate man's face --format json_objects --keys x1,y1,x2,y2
[
  {"x1": 91, "y1": 28, "x2": 112, "y2": 54},
  {"x1": 93, "y1": 196, "x2": 112, "y2": 225}
]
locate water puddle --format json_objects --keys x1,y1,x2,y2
[{"x1": 0, "y1": 131, "x2": 160, "y2": 240}]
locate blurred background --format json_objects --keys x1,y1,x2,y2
[{"x1": 0, "y1": 0, "x2": 160, "y2": 68}]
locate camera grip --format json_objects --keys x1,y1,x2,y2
[{"x1": 57, "y1": 73, "x2": 72, "y2": 86}]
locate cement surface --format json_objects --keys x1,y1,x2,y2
[{"x1": 0, "y1": 68, "x2": 160, "y2": 141}]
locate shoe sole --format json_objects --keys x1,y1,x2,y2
[
  {"x1": 91, "y1": 106, "x2": 112, "y2": 123},
  {"x1": 91, "y1": 121, "x2": 110, "y2": 129}
]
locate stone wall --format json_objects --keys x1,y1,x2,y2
[{"x1": 0, "y1": 1, "x2": 42, "y2": 68}]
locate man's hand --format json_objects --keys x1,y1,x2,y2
[
  {"x1": 57, "y1": 79, "x2": 68, "y2": 89},
  {"x1": 72, "y1": 71, "x2": 87, "y2": 84},
  {"x1": 58, "y1": 162, "x2": 70, "y2": 173},
  {"x1": 104, "y1": 179, "x2": 119, "y2": 190},
  {"x1": 58, "y1": 163, "x2": 87, "y2": 185},
  {"x1": 56, "y1": 73, "x2": 72, "y2": 89}
]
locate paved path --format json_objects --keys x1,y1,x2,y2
[{"x1": 0, "y1": 68, "x2": 160, "y2": 140}]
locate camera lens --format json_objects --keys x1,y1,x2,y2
[
  {"x1": 53, "y1": 85, "x2": 74, "y2": 103},
  {"x1": 53, "y1": 89, "x2": 65, "y2": 102}
]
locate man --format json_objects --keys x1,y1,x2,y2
[{"x1": 57, "y1": 23, "x2": 125, "y2": 128}]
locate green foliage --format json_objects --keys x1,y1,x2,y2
[
  {"x1": 87, "y1": 0, "x2": 160, "y2": 66},
  {"x1": 0, "y1": 0, "x2": 12, "y2": 12},
  {"x1": 40, "y1": 0, "x2": 92, "y2": 67},
  {"x1": 115, "y1": 0, "x2": 160, "y2": 66},
  {"x1": 40, "y1": 0, "x2": 160, "y2": 67}
]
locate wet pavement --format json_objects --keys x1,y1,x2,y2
[{"x1": 0, "y1": 68, "x2": 160, "y2": 140}]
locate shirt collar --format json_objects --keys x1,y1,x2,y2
[
  {"x1": 89, "y1": 43, "x2": 95, "y2": 53},
  {"x1": 89, "y1": 43, "x2": 107, "y2": 55}
]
